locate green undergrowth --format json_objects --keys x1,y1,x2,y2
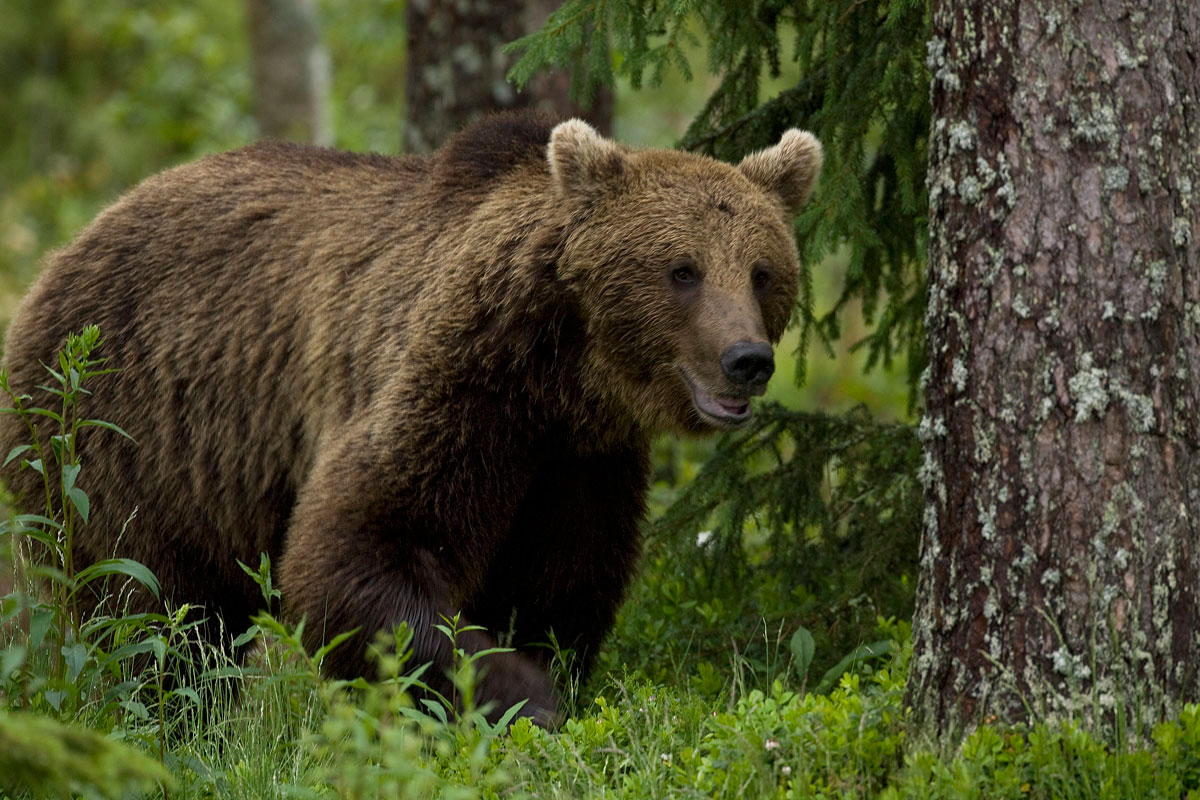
[
  {"x1": 2, "y1": 335, "x2": 1199, "y2": 799},
  {"x1": 4, "y1": 600, "x2": 1200, "y2": 799}
]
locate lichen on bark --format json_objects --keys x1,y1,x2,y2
[{"x1": 909, "y1": 0, "x2": 1200, "y2": 743}]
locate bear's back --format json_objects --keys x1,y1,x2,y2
[{"x1": 0, "y1": 139, "x2": 442, "y2": 607}]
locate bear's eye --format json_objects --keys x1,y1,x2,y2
[
  {"x1": 670, "y1": 260, "x2": 700, "y2": 287},
  {"x1": 751, "y1": 264, "x2": 772, "y2": 292}
]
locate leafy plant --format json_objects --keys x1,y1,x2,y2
[{"x1": 0, "y1": 327, "x2": 181, "y2": 795}]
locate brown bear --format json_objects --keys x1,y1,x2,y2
[{"x1": 0, "y1": 112, "x2": 822, "y2": 724}]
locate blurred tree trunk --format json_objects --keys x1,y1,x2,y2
[
  {"x1": 910, "y1": 0, "x2": 1200, "y2": 741},
  {"x1": 404, "y1": 0, "x2": 612, "y2": 153},
  {"x1": 246, "y1": 0, "x2": 331, "y2": 144}
]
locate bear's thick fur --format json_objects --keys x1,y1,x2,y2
[{"x1": 1, "y1": 112, "x2": 821, "y2": 723}]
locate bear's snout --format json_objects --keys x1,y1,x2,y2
[{"x1": 720, "y1": 340, "x2": 775, "y2": 391}]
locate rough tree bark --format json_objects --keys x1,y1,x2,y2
[
  {"x1": 246, "y1": 0, "x2": 331, "y2": 144},
  {"x1": 910, "y1": 0, "x2": 1200, "y2": 740},
  {"x1": 404, "y1": 0, "x2": 612, "y2": 153}
]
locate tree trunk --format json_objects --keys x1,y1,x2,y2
[
  {"x1": 404, "y1": 0, "x2": 612, "y2": 154},
  {"x1": 246, "y1": 0, "x2": 331, "y2": 144},
  {"x1": 910, "y1": 0, "x2": 1200, "y2": 741}
]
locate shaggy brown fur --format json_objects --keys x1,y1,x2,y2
[{"x1": 0, "y1": 112, "x2": 822, "y2": 724}]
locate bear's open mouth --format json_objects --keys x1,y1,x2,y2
[{"x1": 678, "y1": 369, "x2": 752, "y2": 427}]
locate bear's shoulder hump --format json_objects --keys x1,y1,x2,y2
[{"x1": 436, "y1": 110, "x2": 559, "y2": 187}]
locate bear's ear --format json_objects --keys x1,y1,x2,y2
[
  {"x1": 737, "y1": 129, "x2": 824, "y2": 217},
  {"x1": 547, "y1": 119, "x2": 626, "y2": 200}
]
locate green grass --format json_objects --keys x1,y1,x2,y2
[{"x1": 4, "y1": 605, "x2": 1199, "y2": 799}]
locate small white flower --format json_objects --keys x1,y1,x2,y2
[
  {"x1": 660, "y1": 753, "x2": 671, "y2": 764},
  {"x1": 781, "y1": 765, "x2": 792, "y2": 776},
  {"x1": 764, "y1": 738, "x2": 780, "y2": 751}
]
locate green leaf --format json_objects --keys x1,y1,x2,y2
[
  {"x1": 79, "y1": 418, "x2": 136, "y2": 442},
  {"x1": 11, "y1": 514, "x2": 62, "y2": 530},
  {"x1": 66, "y1": 487, "x2": 89, "y2": 523},
  {"x1": 0, "y1": 645, "x2": 27, "y2": 680},
  {"x1": 815, "y1": 640, "x2": 894, "y2": 694},
  {"x1": 789, "y1": 625, "x2": 816, "y2": 681},
  {"x1": 232, "y1": 625, "x2": 261, "y2": 648},
  {"x1": 121, "y1": 698, "x2": 150, "y2": 720},
  {"x1": 73, "y1": 558, "x2": 160, "y2": 598},
  {"x1": 82, "y1": 612, "x2": 169, "y2": 640},
  {"x1": 25, "y1": 458, "x2": 43, "y2": 476},
  {"x1": 45, "y1": 362, "x2": 66, "y2": 386},
  {"x1": 61, "y1": 463, "x2": 80, "y2": 492},
  {"x1": 148, "y1": 636, "x2": 167, "y2": 667},
  {"x1": 172, "y1": 687, "x2": 200, "y2": 706},
  {"x1": 489, "y1": 698, "x2": 529, "y2": 733},
  {"x1": 62, "y1": 642, "x2": 88, "y2": 682},
  {"x1": 470, "y1": 646, "x2": 516, "y2": 659},
  {"x1": 3, "y1": 445, "x2": 32, "y2": 467},
  {"x1": 29, "y1": 565, "x2": 70, "y2": 587},
  {"x1": 6, "y1": 528, "x2": 54, "y2": 550},
  {"x1": 314, "y1": 629, "x2": 359, "y2": 664},
  {"x1": 108, "y1": 639, "x2": 165, "y2": 664},
  {"x1": 419, "y1": 698, "x2": 449, "y2": 725},
  {"x1": 29, "y1": 607, "x2": 53, "y2": 649}
]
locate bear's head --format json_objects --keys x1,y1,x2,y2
[{"x1": 549, "y1": 120, "x2": 823, "y2": 434}]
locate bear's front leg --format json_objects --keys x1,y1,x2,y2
[
  {"x1": 278, "y1": 426, "x2": 560, "y2": 726},
  {"x1": 476, "y1": 446, "x2": 650, "y2": 686}
]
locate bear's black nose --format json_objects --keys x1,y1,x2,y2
[{"x1": 720, "y1": 341, "x2": 775, "y2": 388}]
